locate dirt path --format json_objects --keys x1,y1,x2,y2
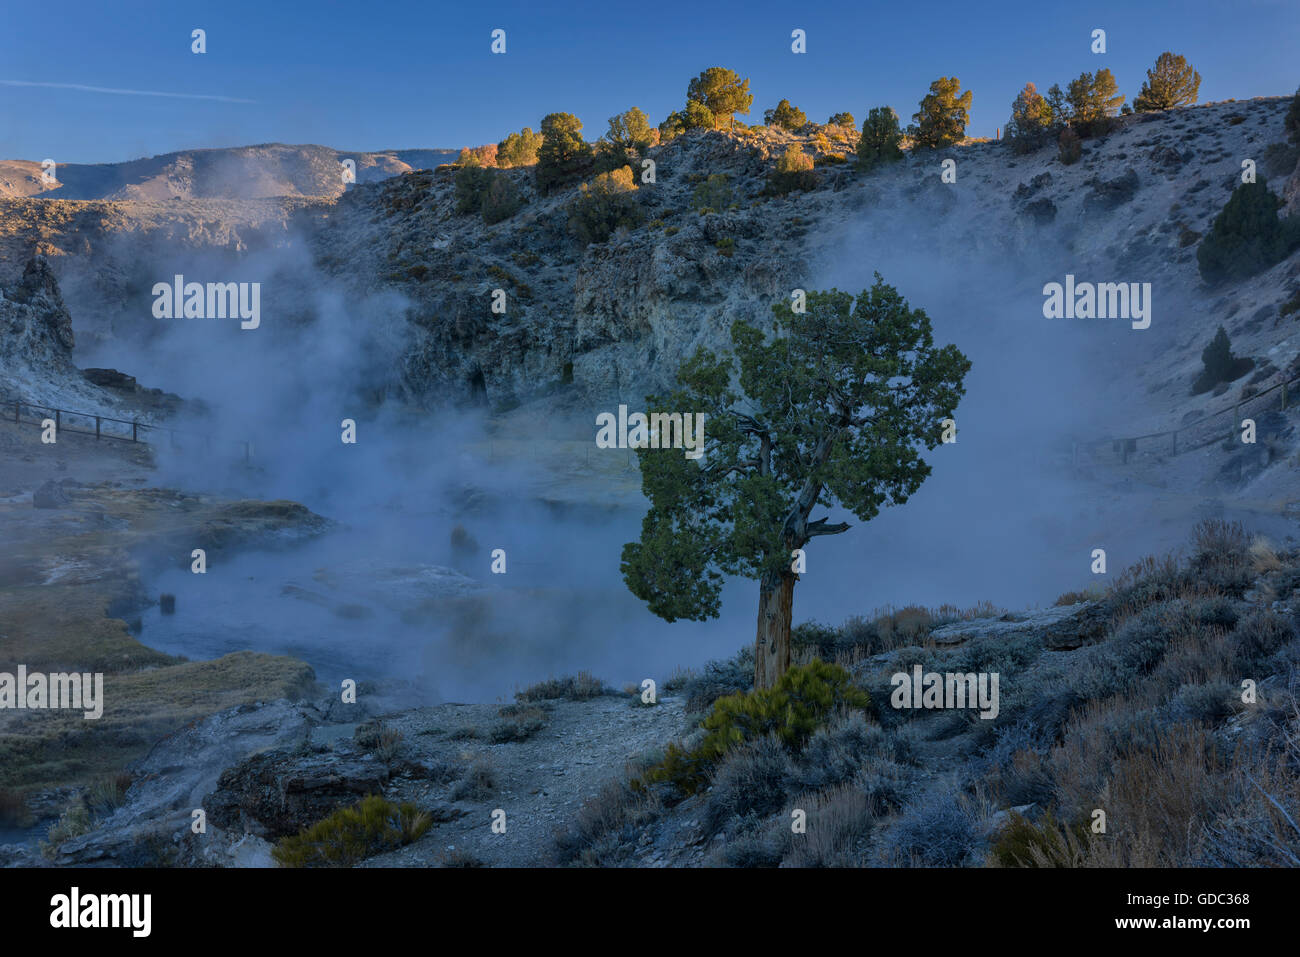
[{"x1": 364, "y1": 693, "x2": 688, "y2": 867}]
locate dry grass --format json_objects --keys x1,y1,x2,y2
[
  {"x1": 783, "y1": 784, "x2": 873, "y2": 867},
  {"x1": 1249, "y1": 537, "x2": 1284, "y2": 574}
]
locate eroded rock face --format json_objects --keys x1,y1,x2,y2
[{"x1": 1283, "y1": 154, "x2": 1300, "y2": 217}]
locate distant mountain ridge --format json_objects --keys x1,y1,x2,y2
[{"x1": 0, "y1": 144, "x2": 462, "y2": 201}]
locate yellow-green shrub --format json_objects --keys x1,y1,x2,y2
[
  {"x1": 272, "y1": 795, "x2": 431, "y2": 868},
  {"x1": 637, "y1": 660, "x2": 869, "y2": 795}
]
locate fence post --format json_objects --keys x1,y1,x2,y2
[
  {"x1": 132, "y1": 421, "x2": 138, "y2": 442},
  {"x1": 55, "y1": 409, "x2": 60, "y2": 434},
  {"x1": 95, "y1": 416, "x2": 101, "y2": 440}
]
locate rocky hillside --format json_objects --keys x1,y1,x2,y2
[{"x1": 296, "y1": 96, "x2": 1300, "y2": 420}]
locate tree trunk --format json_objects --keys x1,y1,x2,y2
[{"x1": 753, "y1": 568, "x2": 796, "y2": 690}]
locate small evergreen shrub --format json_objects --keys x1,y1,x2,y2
[
  {"x1": 1057, "y1": 127, "x2": 1082, "y2": 165},
  {"x1": 856, "y1": 106, "x2": 904, "y2": 169},
  {"x1": 768, "y1": 144, "x2": 816, "y2": 195},
  {"x1": 272, "y1": 795, "x2": 431, "y2": 867},
  {"x1": 691, "y1": 173, "x2": 732, "y2": 211},
  {"x1": 567, "y1": 166, "x2": 642, "y2": 244},
  {"x1": 1197, "y1": 179, "x2": 1300, "y2": 284},
  {"x1": 1191, "y1": 326, "x2": 1254, "y2": 394}
]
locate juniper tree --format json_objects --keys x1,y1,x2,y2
[
  {"x1": 1066, "y1": 69, "x2": 1124, "y2": 129},
  {"x1": 535, "y1": 113, "x2": 593, "y2": 193},
  {"x1": 1133, "y1": 52, "x2": 1201, "y2": 112},
  {"x1": 621, "y1": 277, "x2": 970, "y2": 689},
  {"x1": 1006, "y1": 82, "x2": 1052, "y2": 153},
  {"x1": 497, "y1": 127, "x2": 543, "y2": 168},
  {"x1": 856, "y1": 107, "x2": 904, "y2": 168},
  {"x1": 764, "y1": 99, "x2": 807, "y2": 130},
  {"x1": 909, "y1": 78, "x2": 972, "y2": 149},
  {"x1": 686, "y1": 67, "x2": 753, "y2": 129}
]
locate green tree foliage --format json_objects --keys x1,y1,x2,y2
[
  {"x1": 456, "y1": 145, "x2": 497, "y2": 168},
  {"x1": 1045, "y1": 83, "x2": 1070, "y2": 128},
  {"x1": 686, "y1": 67, "x2": 753, "y2": 129},
  {"x1": 909, "y1": 77, "x2": 973, "y2": 149},
  {"x1": 1133, "y1": 52, "x2": 1201, "y2": 112},
  {"x1": 1066, "y1": 69, "x2": 1124, "y2": 133},
  {"x1": 827, "y1": 111, "x2": 856, "y2": 128},
  {"x1": 658, "y1": 111, "x2": 685, "y2": 142},
  {"x1": 567, "y1": 165, "x2": 642, "y2": 244},
  {"x1": 767, "y1": 143, "x2": 816, "y2": 194},
  {"x1": 603, "y1": 106, "x2": 654, "y2": 151},
  {"x1": 691, "y1": 173, "x2": 732, "y2": 211},
  {"x1": 454, "y1": 164, "x2": 495, "y2": 214},
  {"x1": 496, "y1": 127, "x2": 543, "y2": 168},
  {"x1": 764, "y1": 98, "x2": 807, "y2": 130},
  {"x1": 1196, "y1": 178, "x2": 1300, "y2": 284},
  {"x1": 455, "y1": 166, "x2": 523, "y2": 224},
  {"x1": 535, "y1": 112, "x2": 594, "y2": 194},
  {"x1": 1005, "y1": 82, "x2": 1053, "y2": 154},
  {"x1": 480, "y1": 173, "x2": 523, "y2": 225},
  {"x1": 620, "y1": 278, "x2": 970, "y2": 688},
  {"x1": 636, "y1": 661, "x2": 870, "y2": 794},
  {"x1": 684, "y1": 99, "x2": 716, "y2": 130},
  {"x1": 595, "y1": 107, "x2": 655, "y2": 176},
  {"x1": 1192, "y1": 326, "x2": 1254, "y2": 395},
  {"x1": 856, "y1": 106, "x2": 904, "y2": 168}
]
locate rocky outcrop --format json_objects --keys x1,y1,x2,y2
[{"x1": 1284, "y1": 154, "x2": 1300, "y2": 217}]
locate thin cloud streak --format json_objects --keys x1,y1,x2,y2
[{"x1": 0, "y1": 80, "x2": 255, "y2": 103}]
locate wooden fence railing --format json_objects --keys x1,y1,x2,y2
[{"x1": 10, "y1": 398, "x2": 251, "y2": 461}]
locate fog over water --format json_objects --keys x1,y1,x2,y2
[{"x1": 67, "y1": 183, "x2": 1292, "y2": 703}]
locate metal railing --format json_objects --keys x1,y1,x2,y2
[
  {"x1": 10, "y1": 398, "x2": 251, "y2": 461},
  {"x1": 1077, "y1": 370, "x2": 1300, "y2": 466}
]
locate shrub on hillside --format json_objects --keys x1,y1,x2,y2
[
  {"x1": 453, "y1": 164, "x2": 495, "y2": 215},
  {"x1": 1057, "y1": 127, "x2": 1082, "y2": 164},
  {"x1": 636, "y1": 660, "x2": 870, "y2": 796},
  {"x1": 516, "y1": 670, "x2": 610, "y2": 702},
  {"x1": 567, "y1": 166, "x2": 642, "y2": 244},
  {"x1": 691, "y1": 173, "x2": 732, "y2": 211},
  {"x1": 764, "y1": 98, "x2": 807, "y2": 131},
  {"x1": 535, "y1": 112, "x2": 594, "y2": 194},
  {"x1": 827, "y1": 111, "x2": 856, "y2": 128},
  {"x1": 767, "y1": 144, "x2": 816, "y2": 195},
  {"x1": 1191, "y1": 326, "x2": 1254, "y2": 394},
  {"x1": 1288, "y1": 87, "x2": 1300, "y2": 144},
  {"x1": 480, "y1": 173, "x2": 523, "y2": 225},
  {"x1": 272, "y1": 795, "x2": 431, "y2": 868},
  {"x1": 497, "y1": 127, "x2": 543, "y2": 168},
  {"x1": 856, "y1": 106, "x2": 904, "y2": 169},
  {"x1": 1197, "y1": 179, "x2": 1300, "y2": 284}
]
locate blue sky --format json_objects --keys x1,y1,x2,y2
[{"x1": 1, "y1": 0, "x2": 1296, "y2": 164}]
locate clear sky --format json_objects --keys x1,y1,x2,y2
[{"x1": 1, "y1": 0, "x2": 1296, "y2": 164}]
